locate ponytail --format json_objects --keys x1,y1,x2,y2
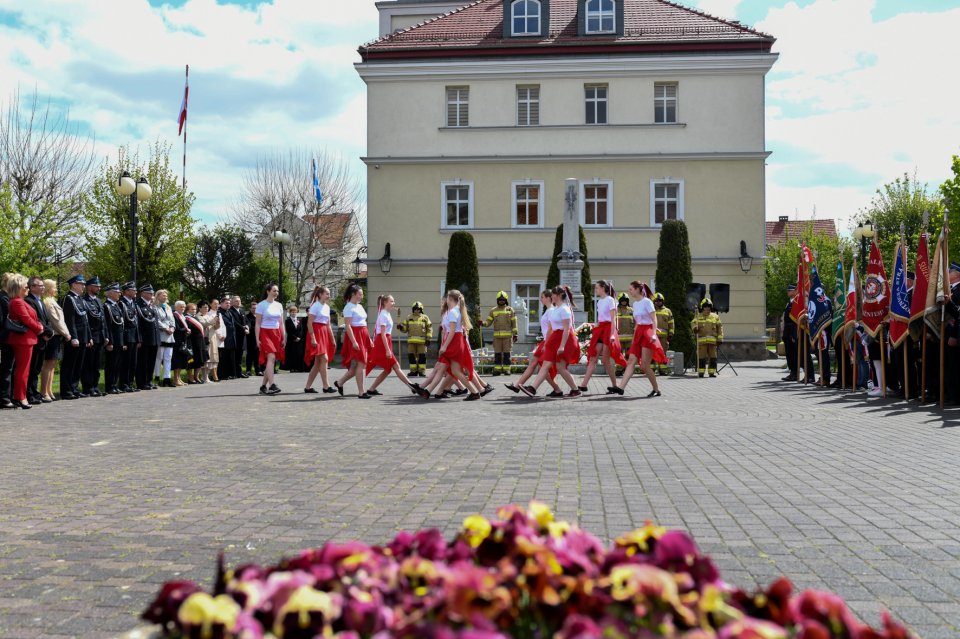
[
  {"x1": 630, "y1": 280, "x2": 652, "y2": 298},
  {"x1": 310, "y1": 285, "x2": 329, "y2": 304},
  {"x1": 597, "y1": 279, "x2": 615, "y2": 299},
  {"x1": 343, "y1": 283, "x2": 361, "y2": 302},
  {"x1": 447, "y1": 290, "x2": 473, "y2": 331},
  {"x1": 376, "y1": 294, "x2": 387, "y2": 316},
  {"x1": 563, "y1": 285, "x2": 576, "y2": 310}
]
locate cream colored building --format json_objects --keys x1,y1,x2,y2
[{"x1": 356, "y1": 0, "x2": 777, "y2": 357}]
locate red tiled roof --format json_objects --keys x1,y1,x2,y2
[
  {"x1": 765, "y1": 219, "x2": 838, "y2": 246},
  {"x1": 302, "y1": 213, "x2": 357, "y2": 250},
  {"x1": 361, "y1": 0, "x2": 774, "y2": 60}
]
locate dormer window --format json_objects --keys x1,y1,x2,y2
[
  {"x1": 511, "y1": 0, "x2": 541, "y2": 36},
  {"x1": 585, "y1": 0, "x2": 615, "y2": 34}
]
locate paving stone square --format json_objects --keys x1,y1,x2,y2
[{"x1": 0, "y1": 361, "x2": 958, "y2": 638}]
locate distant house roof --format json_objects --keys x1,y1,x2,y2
[
  {"x1": 360, "y1": 0, "x2": 775, "y2": 60},
  {"x1": 303, "y1": 213, "x2": 358, "y2": 250},
  {"x1": 765, "y1": 217, "x2": 838, "y2": 247}
]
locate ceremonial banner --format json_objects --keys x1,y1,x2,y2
[
  {"x1": 911, "y1": 232, "x2": 930, "y2": 323},
  {"x1": 789, "y1": 260, "x2": 808, "y2": 324},
  {"x1": 888, "y1": 242, "x2": 910, "y2": 347},
  {"x1": 843, "y1": 267, "x2": 858, "y2": 341},
  {"x1": 924, "y1": 230, "x2": 945, "y2": 337},
  {"x1": 831, "y1": 260, "x2": 846, "y2": 339},
  {"x1": 807, "y1": 264, "x2": 833, "y2": 344},
  {"x1": 861, "y1": 241, "x2": 888, "y2": 337}
]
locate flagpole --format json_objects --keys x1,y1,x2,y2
[
  {"x1": 900, "y1": 227, "x2": 909, "y2": 401},
  {"x1": 880, "y1": 329, "x2": 887, "y2": 399},
  {"x1": 839, "y1": 334, "x2": 845, "y2": 390},
  {"x1": 851, "y1": 342, "x2": 857, "y2": 391},
  {"x1": 922, "y1": 324, "x2": 927, "y2": 403}
]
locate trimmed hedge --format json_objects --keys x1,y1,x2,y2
[
  {"x1": 654, "y1": 220, "x2": 695, "y2": 361},
  {"x1": 444, "y1": 231, "x2": 482, "y2": 348}
]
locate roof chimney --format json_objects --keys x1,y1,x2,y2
[{"x1": 778, "y1": 215, "x2": 789, "y2": 222}]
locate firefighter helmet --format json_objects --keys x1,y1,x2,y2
[
  {"x1": 412, "y1": 301, "x2": 424, "y2": 312},
  {"x1": 496, "y1": 291, "x2": 508, "y2": 302},
  {"x1": 653, "y1": 292, "x2": 665, "y2": 303},
  {"x1": 700, "y1": 298, "x2": 713, "y2": 311},
  {"x1": 618, "y1": 293, "x2": 629, "y2": 304}
]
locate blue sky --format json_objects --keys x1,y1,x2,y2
[{"x1": 1, "y1": 0, "x2": 959, "y2": 231}]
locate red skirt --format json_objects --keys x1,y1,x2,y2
[
  {"x1": 627, "y1": 324, "x2": 668, "y2": 364},
  {"x1": 530, "y1": 341, "x2": 557, "y2": 380},
  {"x1": 341, "y1": 326, "x2": 374, "y2": 367},
  {"x1": 365, "y1": 333, "x2": 398, "y2": 375},
  {"x1": 586, "y1": 321, "x2": 628, "y2": 367},
  {"x1": 304, "y1": 323, "x2": 336, "y2": 365},
  {"x1": 259, "y1": 327, "x2": 285, "y2": 366},
  {"x1": 438, "y1": 332, "x2": 475, "y2": 376},
  {"x1": 541, "y1": 329, "x2": 581, "y2": 365}
]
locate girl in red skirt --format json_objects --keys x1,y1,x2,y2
[
  {"x1": 365, "y1": 294, "x2": 416, "y2": 395},
  {"x1": 610, "y1": 281, "x2": 666, "y2": 397},
  {"x1": 578, "y1": 280, "x2": 627, "y2": 392},
  {"x1": 335, "y1": 283, "x2": 374, "y2": 399},
  {"x1": 505, "y1": 290, "x2": 563, "y2": 397},
  {"x1": 304, "y1": 285, "x2": 337, "y2": 394},
  {"x1": 417, "y1": 290, "x2": 485, "y2": 401},
  {"x1": 520, "y1": 286, "x2": 582, "y2": 398},
  {"x1": 255, "y1": 282, "x2": 286, "y2": 395}
]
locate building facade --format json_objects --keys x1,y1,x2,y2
[{"x1": 356, "y1": 0, "x2": 777, "y2": 356}]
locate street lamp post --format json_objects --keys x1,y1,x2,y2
[
  {"x1": 352, "y1": 245, "x2": 368, "y2": 282},
  {"x1": 114, "y1": 171, "x2": 152, "y2": 283},
  {"x1": 853, "y1": 221, "x2": 875, "y2": 274},
  {"x1": 272, "y1": 229, "x2": 293, "y2": 303}
]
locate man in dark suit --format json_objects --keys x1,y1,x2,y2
[
  {"x1": 217, "y1": 296, "x2": 236, "y2": 380},
  {"x1": 119, "y1": 282, "x2": 140, "y2": 392},
  {"x1": 230, "y1": 295, "x2": 248, "y2": 378},
  {"x1": 244, "y1": 301, "x2": 261, "y2": 375},
  {"x1": 81, "y1": 276, "x2": 107, "y2": 397},
  {"x1": 102, "y1": 283, "x2": 125, "y2": 394},
  {"x1": 61, "y1": 274, "x2": 92, "y2": 400},
  {"x1": 24, "y1": 276, "x2": 51, "y2": 404},
  {"x1": 135, "y1": 284, "x2": 159, "y2": 390}
]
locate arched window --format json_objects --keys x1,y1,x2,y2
[
  {"x1": 585, "y1": 0, "x2": 615, "y2": 34},
  {"x1": 512, "y1": 0, "x2": 541, "y2": 36}
]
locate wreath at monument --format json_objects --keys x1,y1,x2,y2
[{"x1": 143, "y1": 502, "x2": 915, "y2": 639}]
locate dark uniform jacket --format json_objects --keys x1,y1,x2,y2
[
  {"x1": 219, "y1": 307, "x2": 236, "y2": 349},
  {"x1": 229, "y1": 306, "x2": 246, "y2": 345},
  {"x1": 782, "y1": 300, "x2": 798, "y2": 343},
  {"x1": 62, "y1": 291, "x2": 91, "y2": 345},
  {"x1": 103, "y1": 299, "x2": 124, "y2": 346},
  {"x1": 120, "y1": 296, "x2": 140, "y2": 344},
  {"x1": 135, "y1": 297, "x2": 159, "y2": 346},
  {"x1": 82, "y1": 293, "x2": 107, "y2": 344},
  {"x1": 245, "y1": 311, "x2": 258, "y2": 349},
  {"x1": 25, "y1": 294, "x2": 50, "y2": 351}
]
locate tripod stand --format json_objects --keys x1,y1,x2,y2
[{"x1": 716, "y1": 345, "x2": 738, "y2": 376}]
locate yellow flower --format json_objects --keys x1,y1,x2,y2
[
  {"x1": 178, "y1": 593, "x2": 240, "y2": 639},
  {"x1": 547, "y1": 521, "x2": 570, "y2": 538},
  {"x1": 462, "y1": 514, "x2": 492, "y2": 548},
  {"x1": 274, "y1": 586, "x2": 340, "y2": 638},
  {"x1": 527, "y1": 501, "x2": 555, "y2": 528},
  {"x1": 615, "y1": 522, "x2": 667, "y2": 553},
  {"x1": 699, "y1": 585, "x2": 743, "y2": 625}
]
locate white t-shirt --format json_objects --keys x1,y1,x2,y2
[
  {"x1": 596, "y1": 296, "x2": 616, "y2": 322},
  {"x1": 375, "y1": 309, "x2": 394, "y2": 336},
  {"x1": 342, "y1": 302, "x2": 368, "y2": 327},
  {"x1": 255, "y1": 300, "x2": 284, "y2": 329},
  {"x1": 447, "y1": 307, "x2": 464, "y2": 333},
  {"x1": 549, "y1": 304, "x2": 572, "y2": 330},
  {"x1": 540, "y1": 306, "x2": 552, "y2": 336},
  {"x1": 633, "y1": 298, "x2": 657, "y2": 326},
  {"x1": 309, "y1": 301, "x2": 331, "y2": 324}
]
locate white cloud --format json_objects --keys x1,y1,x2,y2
[
  {"x1": 758, "y1": 0, "x2": 960, "y2": 229},
  {"x1": 691, "y1": 0, "x2": 742, "y2": 21}
]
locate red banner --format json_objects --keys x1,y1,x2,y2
[
  {"x1": 910, "y1": 233, "x2": 929, "y2": 322},
  {"x1": 861, "y1": 241, "x2": 888, "y2": 337},
  {"x1": 789, "y1": 261, "x2": 807, "y2": 325}
]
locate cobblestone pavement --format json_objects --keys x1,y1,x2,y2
[{"x1": 1, "y1": 361, "x2": 958, "y2": 638}]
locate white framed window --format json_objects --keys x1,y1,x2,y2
[
  {"x1": 441, "y1": 181, "x2": 474, "y2": 229},
  {"x1": 585, "y1": 84, "x2": 608, "y2": 125},
  {"x1": 512, "y1": 0, "x2": 541, "y2": 35},
  {"x1": 511, "y1": 180, "x2": 544, "y2": 228},
  {"x1": 446, "y1": 86, "x2": 469, "y2": 127},
  {"x1": 654, "y1": 83, "x2": 678, "y2": 124},
  {"x1": 650, "y1": 178, "x2": 684, "y2": 226},
  {"x1": 512, "y1": 280, "x2": 545, "y2": 336},
  {"x1": 517, "y1": 85, "x2": 540, "y2": 126},
  {"x1": 579, "y1": 180, "x2": 613, "y2": 228},
  {"x1": 585, "y1": 0, "x2": 616, "y2": 34}
]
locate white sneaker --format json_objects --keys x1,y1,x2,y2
[
  {"x1": 866, "y1": 380, "x2": 875, "y2": 390},
  {"x1": 867, "y1": 387, "x2": 883, "y2": 397}
]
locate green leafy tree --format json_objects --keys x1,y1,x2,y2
[
  {"x1": 765, "y1": 225, "x2": 852, "y2": 321},
  {"x1": 940, "y1": 155, "x2": 960, "y2": 252},
  {"x1": 81, "y1": 141, "x2": 195, "y2": 289},
  {"x1": 182, "y1": 224, "x2": 254, "y2": 303},
  {"x1": 231, "y1": 252, "x2": 294, "y2": 307},
  {"x1": 654, "y1": 220, "x2": 695, "y2": 360},
  {"x1": 444, "y1": 231, "x2": 482, "y2": 347},
  {"x1": 853, "y1": 171, "x2": 946, "y2": 274},
  {"x1": 545, "y1": 224, "x2": 593, "y2": 319}
]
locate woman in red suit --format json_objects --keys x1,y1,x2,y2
[{"x1": 4, "y1": 274, "x2": 51, "y2": 409}]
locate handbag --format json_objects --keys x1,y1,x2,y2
[
  {"x1": 4, "y1": 317, "x2": 27, "y2": 334},
  {"x1": 178, "y1": 341, "x2": 194, "y2": 358}
]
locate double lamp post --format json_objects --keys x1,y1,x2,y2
[{"x1": 114, "y1": 171, "x2": 152, "y2": 283}]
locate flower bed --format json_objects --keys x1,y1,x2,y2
[{"x1": 143, "y1": 502, "x2": 914, "y2": 639}]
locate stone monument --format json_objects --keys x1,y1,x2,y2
[{"x1": 560, "y1": 178, "x2": 587, "y2": 323}]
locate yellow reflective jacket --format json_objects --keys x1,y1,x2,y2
[
  {"x1": 484, "y1": 306, "x2": 518, "y2": 338},
  {"x1": 691, "y1": 312, "x2": 723, "y2": 344},
  {"x1": 655, "y1": 306, "x2": 675, "y2": 339},
  {"x1": 398, "y1": 312, "x2": 432, "y2": 344},
  {"x1": 617, "y1": 306, "x2": 634, "y2": 341}
]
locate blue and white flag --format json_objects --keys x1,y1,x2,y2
[
  {"x1": 888, "y1": 241, "x2": 911, "y2": 347},
  {"x1": 312, "y1": 158, "x2": 323, "y2": 205},
  {"x1": 807, "y1": 263, "x2": 833, "y2": 346}
]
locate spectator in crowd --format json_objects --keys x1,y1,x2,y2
[
  {"x1": 171, "y1": 300, "x2": 190, "y2": 387},
  {"x1": 218, "y1": 296, "x2": 236, "y2": 380},
  {"x1": 199, "y1": 300, "x2": 222, "y2": 383},
  {"x1": 0, "y1": 273, "x2": 12, "y2": 408},
  {"x1": 154, "y1": 289, "x2": 176, "y2": 387},
  {"x1": 231, "y1": 295, "x2": 247, "y2": 379},
  {"x1": 4, "y1": 273, "x2": 52, "y2": 409},
  {"x1": 184, "y1": 302, "x2": 207, "y2": 383},
  {"x1": 24, "y1": 276, "x2": 51, "y2": 405},
  {"x1": 284, "y1": 304, "x2": 306, "y2": 372},
  {"x1": 41, "y1": 279, "x2": 69, "y2": 403},
  {"x1": 245, "y1": 301, "x2": 260, "y2": 376}
]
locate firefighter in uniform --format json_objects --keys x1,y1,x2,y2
[
  {"x1": 692, "y1": 298, "x2": 723, "y2": 378},
  {"x1": 616, "y1": 293, "x2": 634, "y2": 372},
  {"x1": 60, "y1": 274, "x2": 91, "y2": 400},
  {"x1": 119, "y1": 282, "x2": 140, "y2": 392},
  {"x1": 653, "y1": 292, "x2": 674, "y2": 376},
  {"x1": 482, "y1": 292, "x2": 518, "y2": 375},
  {"x1": 398, "y1": 302, "x2": 432, "y2": 377},
  {"x1": 102, "y1": 283, "x2": 125, "y2": 394},
  {"x1": 81, "y1": 276, "x2": 107, "y2": 396}
]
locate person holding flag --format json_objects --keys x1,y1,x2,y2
[
  {"x1": 910, "y1": 226, "x2": 931, "y2": 401},
  {"x1": 806, "y1": 262, "x2": 834, "y2": 387},
  {"x1": 887, "y1": 233, "x2": 912, "y2": 399},
  {"x1": 830, "y1": 260, "x2": 847, "y2": 388},
  {"x1": 861, "y1": 239, "x2": 889, "y2": 397}
]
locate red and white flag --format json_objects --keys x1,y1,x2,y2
[
  {"x1": 861, "y1": 240, "x2": 888, "y2": 337},
  {"x1": 789, "y1": 260, "x2": 808, "y2": 325},
  {"x1": 910, "y1": 232, "x2": 930, "y2": 323},
  {"x1": 843, "y1": 267, "x2": 858, "y2": 334},
  {"x1": 178, "y1": 65, "x2": 189, "y2": 136}
]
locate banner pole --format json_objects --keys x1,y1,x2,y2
[
  {"x1": 851, "y1": 341, "x2": 857, "y2": 391},
  {"x1": 921, "y1": 324, "x2": 927, "y2": 403},
  {"x1": 880, "y1": 329, "x2": 887, "y2": 399},
  {"x1": 839, "y1": 335, "x2": 845, "y2": 390},
  {"x1": 903, "y1": 341, "x2": 909, "y2": 401},
  {"x1": 941, "y1": 307, "x2": 946, "y2": 410}
]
